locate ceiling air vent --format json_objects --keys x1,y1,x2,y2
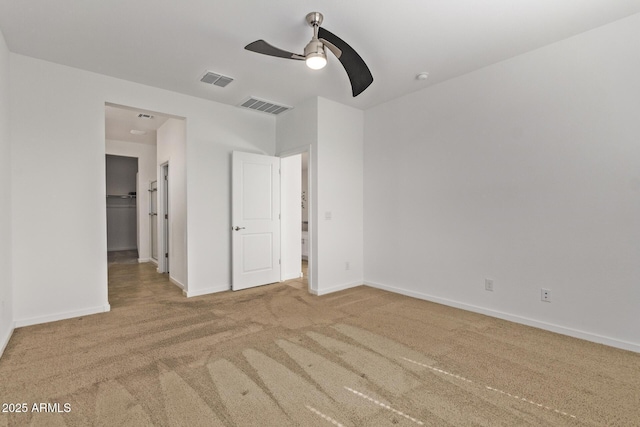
[
  {"x1": 137, "y1": 113, "x2": 154, "y2": 119},
  {"x1": 239, "y1": 97, "x2": 292, "y2": 115},
  {"x1": 200, "y1": 71, "x2": 234, "y2": 87}
]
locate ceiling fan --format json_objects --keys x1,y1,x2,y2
[{"x1": 245, "y1": 12, "x2": 373, "y2": 97}]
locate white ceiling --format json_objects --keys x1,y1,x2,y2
[
  {"x1": 105, "y1": 104, "x2": 170, "y2": 144},
  {"x1": 2, "y1": 1, "x2": 640, "y2": 112}
]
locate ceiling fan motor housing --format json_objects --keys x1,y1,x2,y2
[
  {"x1": 304, "y1": 39, "x2": 325, "y2": 57},
  {"x1": 305, "y1": 12, "x2": 323, "y2": 27}
]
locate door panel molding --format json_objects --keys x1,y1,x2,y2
[{"x1": 232, "y1": 152, "x2": 281, "y2": 290}]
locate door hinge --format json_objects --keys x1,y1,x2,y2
[
  {"x1": 279, "y1": 259, "x2": 281, "y2": 265},
  {"x1": 165, "y1": 214, "x2": 168, "y2": 219},
  {"x1": 165, "y1": 253, "x2": 168, "y2": 258}
]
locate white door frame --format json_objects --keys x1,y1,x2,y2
[
  {"x1": 158, "y1": 162, "x2": 169, "y2": 273},
  {"x1": 278, "y1": 146, "x2": 313, "y2": 292},
  {"x1": 149, "y1": 180, "x2": 158, "y2": 262}
]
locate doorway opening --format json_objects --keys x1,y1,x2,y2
[
  {"x1": 301, "y1": 151, "x2": 309, "y2": 284},
  {"x1": 231, "y1": 149, "x2": 312, "y2": 292},
  {"x1": 106, "y1": 154, "x2": 139, "y2": 264},
  {"x1": 105, "y1": 103, "x2": 167, "y2": 267},
  {"x1": 280, "y1": 148, "x2": 312, "y2": 291}
]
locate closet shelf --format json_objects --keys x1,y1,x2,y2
[{"x1": 106, "y1": 195, "x2": 136, "y2": 199}]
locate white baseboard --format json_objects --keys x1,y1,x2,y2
[
  {"x1": 364, "y1": 280, "x2": 640, "y2": 354},
  {"x1": 14, "y1": 304, "x2": 111, "y2": 328},
  {"x1": 311, "y1": 281, "x2": 362, "y2": 296},
  {"x1": 169, "y1": 276, "x2": 186, "y2": 291},
  {"x1": 137, "y1": 258, "x2": 151, "y2": 263},
  {"x1": 184, "y1": 284, "x2": 229, "y2": 298},
  {"x1": 0, "y1": 325, "x2": 14, "y2": 359}
]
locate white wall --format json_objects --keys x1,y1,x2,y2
[
  {"x1": 316, "y1": 98, "x2": 364, "y2": 294},
  {"x1": 11, "y1": 57, "x2": 110, "y2": 326},
  {"x1": 157, "y1": 118, "x2": 187, "y2": 290},
  {"x1": 0, "y1": 29, "x2": 13, "y2": 356},
  {"x1": 105, "y1": 139, "x2": 157, "y2": 261},
  {"x1": 276, "y1": 97, "x2": 364, "y2": 295},
  {"x1": 364, "y1": 14, "x2": 640, "y2": 352},
  {"x1": 9, "y1": 53, "x2": 275, "y2": 326}
]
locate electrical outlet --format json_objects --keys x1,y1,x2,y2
[
  {"x1": 345, "y1": 261, "x2": 350, "y2": 271},
  {"x1": 541, "y1": 288, "x2": 551, "y2": 302},
  {"x1": 485, "y1": 279, "x2": 494, "y2": 292}
]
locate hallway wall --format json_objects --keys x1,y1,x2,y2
[{"x1": 157, "y1": 118, "x2": 187, "y2": 290}]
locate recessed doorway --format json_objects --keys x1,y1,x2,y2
[
  {"x1": 106, "y1": 154, "x2": 139, "y2": 264},
  {"x1": 280, "y1": 148, "x2": 312, "y2": 291}
]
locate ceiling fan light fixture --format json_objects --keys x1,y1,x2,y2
[
  {"x1": 306, "y1": 53, "x2": 327, "y2": 70},
  {"x1": 244, "y1": 11, "x2": 373, "y2": 96},
  {"x1": 304, "y1": 39, "x2": 327, "y2": 70}
]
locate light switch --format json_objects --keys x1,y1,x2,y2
[{"x1": 325, "y1": 211, "x2": 332, "y2": 220}]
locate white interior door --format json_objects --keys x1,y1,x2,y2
[{"x1": 232, "y1": 151, "x2": 281, "y2": 290}]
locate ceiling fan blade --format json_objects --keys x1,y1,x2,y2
[
  {"x1": 244, "y1": 40, "x2": 305, "y2": 60},
  {"x1": 318, "y1": 27, "x2": 373, "y2": 97}
]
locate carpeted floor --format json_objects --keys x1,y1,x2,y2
[{"x1": 1, "y1": 262, "x2": 638, "y2": 426}]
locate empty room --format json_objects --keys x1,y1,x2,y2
[{"x1": 1, "y1": 1, "x2": 639, "y2": 425}]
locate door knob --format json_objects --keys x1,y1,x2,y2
[{"x1": 233, "y1": 226, "x2": 246, "y2": 231}]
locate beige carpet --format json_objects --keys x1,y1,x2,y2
[{"x1": 1, "y1": 262, "x2": 638, "y2": 426}]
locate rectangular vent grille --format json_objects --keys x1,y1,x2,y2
[
  {"x1": 137, "y1": 113, "x2": 154, "y2": 119},
  {"x1": 239, "y1": 97, "x2": 292, "y2": 115},
  {"x1": 200, "y1": 71, "x2": 234, "y2": 87}
]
